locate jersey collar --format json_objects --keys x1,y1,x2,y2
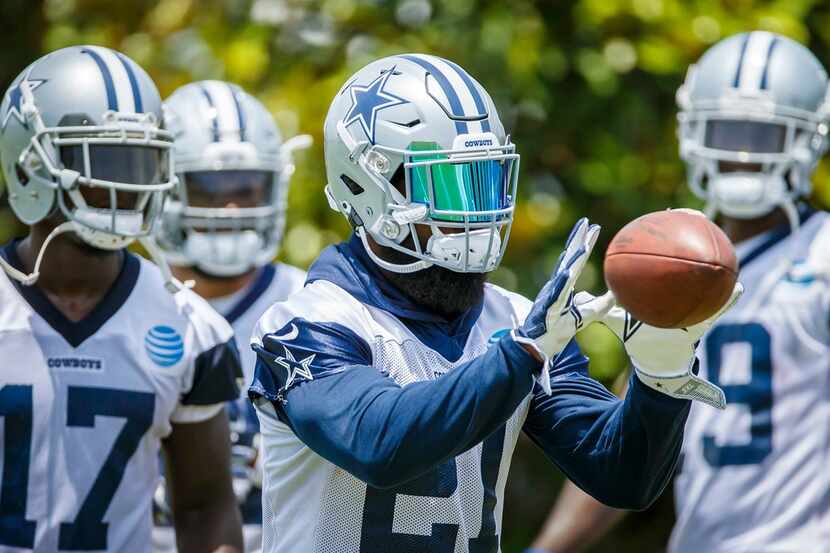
[
  {"x1": 306, "y1": 234, "x2": 485, "y2": 363},
  {"x1": 0, "y1": 239, "x2": 140, "y2": 348},
  {"x1": 738, "y1": 205, "x2": 816, "y2": 268},
  {"x1": 223, "y1": 264, "x2": 277, "y2": 325}
]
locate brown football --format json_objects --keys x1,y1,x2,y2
[{"x1": 604, "y1": 209, "x2": 738, "y2": 329}]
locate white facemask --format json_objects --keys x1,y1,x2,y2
[
  {"x1": 72, "y1": 207, "x2": 144, "y2": 250},
  {"x1": 184, "y1": 230, "x2": 264, "y2": 277},
  {"x1": 426, "y1": 228, "x2": 502, "y2": 273},
  {"x1": 708, "y1": 172, "x2": 788, "y2": 219}
]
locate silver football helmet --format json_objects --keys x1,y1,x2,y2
[
  {"x1": 0, "y1": 45, "x2": 175, "y2": 284},
  {"x1": 677, "y1": 31, "x2": 830, "y2": 224},
  {"x1": 323, "y1": 54, "x2": 519, "y2": 273},
  {"x1": 157, "y1": 80, "x2": 310, "y2": 277}
]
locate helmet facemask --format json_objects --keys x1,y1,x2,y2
[
  {"x1": 679, "y1": 103, "x2": 827, "y2": 222},
  {"x1": 339, "y1": 128, "x2": 519, "y2": 274},
  {"x1": 15, "y1": 100, "x2": 175, "y2": 250},
  {"x1": 162, "y1": 166, "x2": 285, "y2": 277}
]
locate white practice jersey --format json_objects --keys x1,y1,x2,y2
[
  {"x1": 251, "y1": 279, "x2": 533, "y2": 553},
  {"x1": 224, "y1": 264, "x2": 307, "y2": 387},
  {"x1": 0, "y1": 246, "x2": 241, "y2": 553},
  {"x1": 671, "y1": 211, "x2": 830, "y2": 553},
  {"x1": 152, "y1": 263, "x2": 305, "y2": 553}
]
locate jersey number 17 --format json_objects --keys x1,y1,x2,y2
[{"x1": 0, "y1": 385, "x2": 154, "y2": 550}]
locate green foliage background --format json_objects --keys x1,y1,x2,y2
[{"x1": 3, "y1": 0, "x2": 830, "y2": 551}]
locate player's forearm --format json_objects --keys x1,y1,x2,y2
[
  {"x1": 284, "y1": 335, "x2": 537, "y2": 488},
  {"x1": 530, "y1": 480, "x2": 626, "y2": 553},
  {"x1": 164, "y1": 413, "x2": 244, "y2": 553},
  {"x1": 526, "y1": 372, "x2": 689, "y2": 509},
  {"x1": 173, "y1": 496, "x2": 243, "y2": 553},
  {"x1": 613, "y1": 374, "x2": 689, "y2": 507}
]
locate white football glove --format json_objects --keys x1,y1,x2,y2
[
  {"x1": 514, "y1": 218, "x2": 615, "y2": 393},
  {"x1": 599, "y1": 282, "x2": 744, "y2": 409}
]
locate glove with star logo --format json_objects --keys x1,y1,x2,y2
[{"x1": 599, "y1": 282, "x2": 744, "y2": 409}]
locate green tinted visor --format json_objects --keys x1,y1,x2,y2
[{"x1": 406, "y1": 141, "x2": 516, "y2": 223}]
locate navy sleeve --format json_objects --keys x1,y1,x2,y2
[
  {"x1": 248, "y1": 317, "x2": 374, "y2": 404},
  {"x1": 522, "y1": 340, "x2": 691, "y2": 510},
  {"x1": 182, "y1": 338, "x2": 243, "y2": 405},
  {"x1": 249, "y1": 319, "x2": 538, "y2": 488}
]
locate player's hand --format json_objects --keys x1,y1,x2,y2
[
  {"x1": 515, "y1": 218, "x2": 615, "y2": 371},
  {"x1": 600, "y1": 282, "x2": 744, "y2": 409}
]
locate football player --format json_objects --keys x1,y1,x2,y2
[
  {"x1": 246, "y1": 54, "x2": 742, "y2": 553},
  {"x1": 528, "y1": 31, "x2": 830, "y2": 553},
  {"x1": 152, "y1": 80, "x2": 310, "y2": 553},
  {"x1": 0, "y1": 46, "x2": 243, "y2": 552}
]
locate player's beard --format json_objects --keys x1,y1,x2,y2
[{"x1": 376, "y1": 245, "x2": 487, "y2": 319}]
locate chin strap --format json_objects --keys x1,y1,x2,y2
[
  {"x1": 138, "y1": 236, "x2": 193, "y2": 294},
  {"x1": 356, "y1": 226, "x2": 432, "y2": 274},
  {"x1": 0, "y1": 221, "x2": 75, "y2": 286},
  {"x1": 0, "y1": 223, "x2": 193, "y2": 294}
]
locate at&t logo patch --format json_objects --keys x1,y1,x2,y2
[{"x1": 144, "y1": 325, "x2": 184, "y2": 367}]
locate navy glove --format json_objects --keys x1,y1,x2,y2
[{"x1": 514, "y1": 218, "x2": 614, "y2": 392}]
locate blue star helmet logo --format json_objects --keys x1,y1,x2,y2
[
  {"x1": 2, "y1": 73, "x2": 46, "y2": 131},
  {"x1": 343, "y1": 66, "x2": 408, "y2": 144}
]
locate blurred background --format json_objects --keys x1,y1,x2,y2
[{"x1": 3, "y1": 0, "x2": 830, "y2": 550}]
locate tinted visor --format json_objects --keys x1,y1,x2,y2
[
  {"x1": 61, "y1": 144, "x2": 168, "y2": 184},
  {"x1": 184, "y1": 170, "x2": 274, "y2": 208},
  {"x1": 407, "y1": 142, "x2": 511, "y2": 222},
  {"x1": 704, "y1": 120, "x2": 786, "y2": 153}
]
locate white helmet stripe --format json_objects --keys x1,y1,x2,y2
[
  {"x1": 736, "y1": 31, "x2": 776, "y2": 93},
  {"x1": 418, "y1": 55, "x2": 489, "y2": 133},
  {"x1": 421, "y1": 55, "x2": 483, "y2": 133},
  {"x1": 197, "y1": 84, "x2": 220, "y2": 142},
  {"x1": 227, "y1": 83, "x2": 246, "y2": 141},
  {"x1": 443, "y1": 58, "x2": 492, "y2": 132},
  {"x1": 88, "y1": 46, "x2": 136, "y2": 113},
  {"x1": 399, "y1": 55, "x2": 452, "y2": 114},
  {"x1": 420, "y1": 55, "x2": 479, "y2": 117},
  {"x1": 399, "y1": 54, "x2": 468, "y2": 134},
  {"x1": 115, "y1": 53, "x2": 144, "y2": 113},
  {"x1": 204, "y1": 81, "x2": 242, "y2": 141}
]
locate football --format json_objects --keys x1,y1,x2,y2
[{"x1": 604, "y1": 209, "x2": 738, "y2": 329}]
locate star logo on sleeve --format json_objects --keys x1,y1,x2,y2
[
  {"x1": 275, "y1": 345, "x2": 315, "y2": 388},
  {"x1": 343, "y1": 66, "x2": 408, "y2": 143},
  {"x1": 2, "y1": 74, "x2": 46, "y2": 131}
]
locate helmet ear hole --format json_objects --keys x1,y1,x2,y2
[
  {"x1": 15, "y1": 163, "x2": 29, "y2": 186},
  {"x1": 340, "y1": 174, "x2": 364, "y2": 195},
  {"x1": 390, "y1": 165, "x2": 405, "y2": 196}
]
